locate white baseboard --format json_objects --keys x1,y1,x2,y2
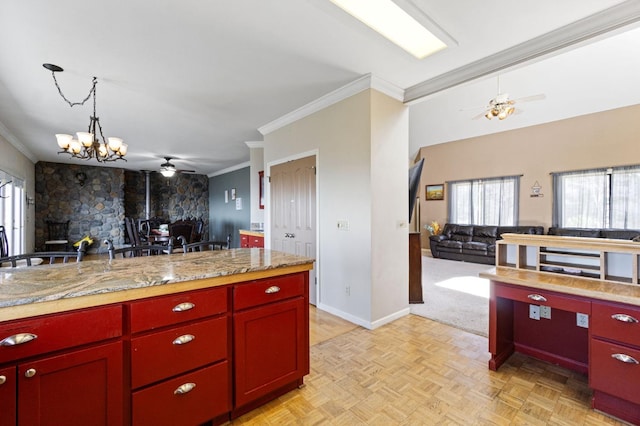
[{"x1": 316, "y1": 303, "x2": 410, "y2": 330}]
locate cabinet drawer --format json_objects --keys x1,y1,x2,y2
[
  {"x1": 132, "y1": 361, "x2": 230, "y2": 426},
  {"x1": 234, "y1": 274, "x2": 305, "y2": 311},
  {"x1": 0, "y1": 366, "x2": 16, "y2": 426},
  {"x1": 590, "y1": 338, "x2": 640, "y2": 405},
  {"x1": 131, "y1": 316, "x2": 228, "y2": 389},
  {"x1": 0, "y1": 305, "x2": 122, "y2": 363},
  {"x1": 592, "y1": 301, "x2": 640, "y2": 346},
  {"x1": 128, "y1": 286, "x2": 227, "y2": 333},
  {"x1": 494, "y1": 283, "x2": 590, "y2": 314}
]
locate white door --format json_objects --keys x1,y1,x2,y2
[{"x1": 270, "y1": 156, "x2": 317, "y2": 304}]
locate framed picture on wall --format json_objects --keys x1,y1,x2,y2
[
  {"x1": 259, "y1": 171, "x2": 264, "y2": 209},
  {"x1": 231, "y1": 188, "x2": 236, "y2": 200},
  {"x1": 425, "y1": 184, "x2": 444, "y2": 201}
]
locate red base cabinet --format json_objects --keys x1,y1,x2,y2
[{"x1": 232, "y1": 273, "x2": 309, "y2": 417}]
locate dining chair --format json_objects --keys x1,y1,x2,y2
[
  {"x1": 178, "y1": 234, "x2": 231, "y2": 252},
  {"x1": 169, "y1": 221, "x2": 195, "y2": 245},
  {"x1": 0, "y1": 240, "x2": 88, "y2": 268},
  {"x1": 125, "y1": 217, "x2": 148, "y2": 247},
  {"x1": 104, "y1": 239, "x2": 174, "y2": 260},
  {"x1": 45, "y1": 220, "x2": 70, "y2": 251},
  {"x1": 0, "y1": 225, "x2": 8, "y2": 258}
]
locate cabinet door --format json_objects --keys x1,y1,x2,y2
[
  {"x1": 234, "y1": 297, "x2": 307, "y2": 408},
  {"x1": 18, "y1": 341, "x2": 123, "y2": 426},
  {"x1": 0, "y1": 366, "x2": 15, "y2": 426}
]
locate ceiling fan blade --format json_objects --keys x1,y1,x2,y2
[
  {"x1": 177, "y1": 169, "x2": 196, "y2": 174},
  {"x1": 513, "y1": 94, "x2": 546, "y2": 103},
  {"x1": 472, "y1": 110, "x2": 488, "y2": 120}
]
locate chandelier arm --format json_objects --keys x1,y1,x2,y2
[{"x1": 49, "y1": 72, "x2": 96, "y2": 108}]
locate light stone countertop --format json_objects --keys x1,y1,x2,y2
[
  {"x1": 0, "y1": 249, "x2": 314, "y2": 321},
  {"x1": 480, "y1": 266, "x2": 640, "y2": 306}
]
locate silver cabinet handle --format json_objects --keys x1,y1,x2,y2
[
  {"x1": 172, "y1": 302, "x2": 195, "y2": 312},
  {"x1": 611, "y1": 353, "x2": 639, "y2": 364},
  {"x1": 527, "y1": 294, "x2": 547, "y2": 303},
  {"x1": 611, "y1": 313, "x2": 639, "y2": 323},
  {"x1": 24, "y1": 368, "x2": 36, "y2": 378},
  {"x1": 265, "y1": 286, "x2": 280, "y2": 294},
  {"x1": 0, "y1": 375, "x2": 5, "y2": 385},
  {"x1": 172, "y1": 334, "x2": 195, "y2": 345},
  {"x1": 0, "y1": 333, "x2": 37, "y2": 346},
  {"x1": 174, "y1": 382, "x2": 196, "y2": 395}
]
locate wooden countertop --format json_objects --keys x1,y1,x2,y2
[
  {"x1": 239, "y1": 229, "x2": 264, "y2": 237},
  {"x1": 0, "y1": 249, "x2": 313, "y2": 322},
  {"x1": 480, "y1": 266, "x2": 640, "y2": 306}
]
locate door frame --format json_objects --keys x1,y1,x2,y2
[{"x1": 265, "y1": 149, "x2": 320, "y2": 305}]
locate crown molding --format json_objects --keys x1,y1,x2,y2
[
  {"x1": 208, "y1": 161, "x2": 250, "y2": 178},
  {"x1": 245, "y1": 141, "x2": 264, "y2": 149},
  {"x1": 0, "y1": 120, "x2": 37, "y2": 163},
  {"x1": 404, "y1": 0, "x2": 640, "y2": 104},
  {"x1": 258, "y1": 73, "x2": 403, "y2": 135}
]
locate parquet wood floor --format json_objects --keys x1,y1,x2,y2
[{"x1": 232, "y1": 307, "x2": 626, "y2": 425}]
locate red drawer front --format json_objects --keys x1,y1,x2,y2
[
  {"x1": 250, "y1": 237, "x2": 264, "y2": 248},
  {"x1": 590, "y1": 338, "x2": 640, "y2": 405},
  {"x1": 128, "y1": 286, "x2": 227, "y2": 333},
  {"x1": 131, "y1": 316, "x2": 228, "y2": 389},
  {"x1": 494, "y1": 283, "x2": 590, "y2": 314},
  {"x1": 132, "y1": 361, "x2": 230, "y2": 426},
  {"x1": 592, "y1": 301, "x2": 640, "y2": 346},
  {"x1": 0, "y1": 305, "x2": 122, "y2": 363},
  {"x1": 0, "y1": 366, "x2": 16, "y2": 426},
  {"x1": 234, "y1": 274, "x2": 305, "y2": 311}
]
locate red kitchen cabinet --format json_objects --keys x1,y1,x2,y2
[
  {"x1": 18, "y1": 341, "x2": 123, "y2": 426},
  {"x1": 232, "y1": 273, "x2": 309, "y2": 416},
  {"x1": 239, "y1": 232, "x2": 264, "y2": 248},
  {"x1": 0, "y1": 305, "x2": 124, "y2": 426}
]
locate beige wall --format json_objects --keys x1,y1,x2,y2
[
  {"x1": 0, "y1": 138, "x2": 35, "y2": 251},
  {"x1": 417, "y1": 104, "x2": 640, "y2": 246},
  {"x1": 264, "y1": 89, "x2": 410, "y2": 328}
]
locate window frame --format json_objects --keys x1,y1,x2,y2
[{"x1": 447, "y1": 175, "x2": 521, "y2": 226}]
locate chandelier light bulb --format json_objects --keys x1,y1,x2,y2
[
  {"x1": 107, "y1": 137, "x2": 123, "y2": 152},
  {"x1": 118, "y1": 143, "x2": 128, "y2": 156},
  {"x1": 77, "y1": 132, "x2": 94, "y2": 147},
  {"x1": 55, "y1": 134, "x2": 72, "y2": 149},
  {"x1": 69, "y1": 139, "x2": 82, "y2": 154}
]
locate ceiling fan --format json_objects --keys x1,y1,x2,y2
[
  {"x1": 159, "y1": 156, "x2": 195, "y2": 177},
  {"x1": 469, "y1": 77, "x2": 546, "y2": 121}
]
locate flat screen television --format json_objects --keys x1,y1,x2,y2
[{"x1": 408, "y1": 159, "x2": 424, "y2": 222}]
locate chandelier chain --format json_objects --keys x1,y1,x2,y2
[{"x1": 49, "y1": 71, "x2": 96, "y2": 108}]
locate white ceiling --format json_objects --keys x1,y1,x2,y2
[{"x1": 0, "y1": 0, "x2": 638, "y2": 175}]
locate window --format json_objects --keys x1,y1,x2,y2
[
  {"x1": 552, "y1": 165, "x2": 640, "y2": 229},
  {"x1": 448, "y1": 176, "x2": 520, "y2": 226},
  {"x1": 0, "y1": 170, "x2": 25, "y2": 255}
]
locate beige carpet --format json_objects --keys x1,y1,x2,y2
[{"x1": 410, "y1": 255, "x2": 492, "y2": 337}]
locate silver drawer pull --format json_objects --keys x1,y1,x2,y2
[
  {"x1": 0, "y1": 333, "x2": 37, "y2": 346},
  {"x1": 611, "y1": 313, "x2": 639, "y2": 323},
  {"x1": 527, "y1": 294, "x2": 547, "y2": 303},
  {"x1": 0, "y1": 375, "x2": 6, "y2": 385},
  {"x1": 265, "y1": 286, "x2": 280, "y2": 294},
  {"x1": 174, "y1": 382, "x2": 196, "y2": 395},
  {"x1": 24, "y1": 368, "x2": 36, "y2": 378},
  {"x1": 611, "y1": 353, "x2": 639, "y2": 364},
  {"x1": 172, "y1": 334, "x2": 195, "y2": 345},
  {"x1": 172, "y1": 302, "x2": 195, "y2": 312}
]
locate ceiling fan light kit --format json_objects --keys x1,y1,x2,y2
[
  {"x1": 44, "y1": 63, "x2": 127, "y2": 163},
  {"x1": 159, "y1": 157, "x2": 194, "y2": 177}
]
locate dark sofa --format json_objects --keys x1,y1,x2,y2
[{"x1": 429, "y1": 223, "x2": 544, "y2": 265}]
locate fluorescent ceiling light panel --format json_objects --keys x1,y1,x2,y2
[{"x1": 330, "y1": 0, "x2": 447, "y2": 59}]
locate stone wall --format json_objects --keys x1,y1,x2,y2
[
  {"x1": 36, "y1": 162, "x2": 210, "y2": 252},
  {"x1": 35, "y1": 162, "x2": 126, "y2": 251}
]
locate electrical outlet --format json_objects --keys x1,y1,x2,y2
[
  {"x1": 540, "y1": 306, "x2": 551, "y2": 319},
  {"x1": 337, "y1": 220, "x2": 349, "y2": 231},
  {"x1": 529, "y1": 304, "x2": 540, "y2": 320},
  {"x1": 345, "y1": 286, "x2": 350, "y2": 296},
  {"x1": 576, "y1": 313, "x2": 589, "y2": 328}
]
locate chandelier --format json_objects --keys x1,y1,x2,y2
[{"x1": 43, "y1": 63, "x2": 127, "y2": 163}]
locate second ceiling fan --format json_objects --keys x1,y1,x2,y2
[
  {"x1": 469, "y1": 76, "x2": 546, "y2": 121},
  {"x1": 159, "y1": 156, "x2": 195, "y2": 177}
]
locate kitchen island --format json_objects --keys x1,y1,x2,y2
[{"x1": 0, "y1": 248, "x2": 314, "y2": 426}]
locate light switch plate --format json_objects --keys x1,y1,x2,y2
[
  {"x1": 529, "y1": 304, "x2": 540, "y2": 320},
  {"x1": 576, "y1": 313, "x2": 589, "y2": 328},
  {"x1": 540, "y1": 306, "x2": 551, "y2": 319}
]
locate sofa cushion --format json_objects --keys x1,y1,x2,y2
[
  {"x1": 450, "y1": 225, "x2": 473, "y2": 242},
  {"x1": 548, "y1": 227, "x2": 601, "y2": 238},
  {"x1": 600, "y1": 229, "x2": 640, "y2": 240},
  {"x1": 462, "y1": 241, "x2": 489, "y2": 253},
  {"x1": 472, "y1": 226, "x2": 498, "y2": 244},
  {"x1": 438, "y1": 240, "x2": 463, "y2": 253}
]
